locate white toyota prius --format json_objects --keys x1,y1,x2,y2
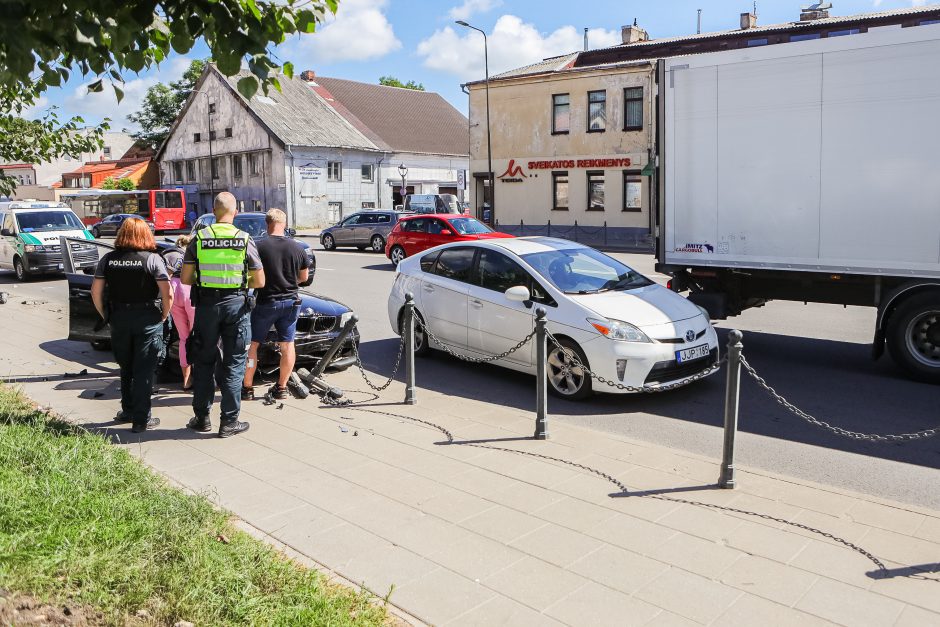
[{"x1": 387, "y1": 237, "x2": 719, "y2": 399}]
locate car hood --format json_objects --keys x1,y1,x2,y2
[
  {"x1": 298, "y1": 290, "x2": 351, "y2": 316},
  {"x1": 567, "y1": 284, "x2": 701, "y2": 328},
  {"x1": 23, "y1": 230, "x2": 92, "y2": 245}
]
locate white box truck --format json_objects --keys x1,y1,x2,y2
[{"x1": 655, "y1": 23, "x2": 940, "y2": 382}]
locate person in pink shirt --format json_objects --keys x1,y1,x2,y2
[{"x1": 164, "y1": 235, "x2": 196, "y2": 389}]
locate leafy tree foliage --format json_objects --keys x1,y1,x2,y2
[
  {"x1": 379, "y1": 76, "x2": 425, "y2": 91},
  {"x1": 0, "y1": 0, "x2": 338, "y2": 196},
  {"x1": 128, "y1": 59, "x2": 206, "y2": 150},
  {"x1": 100, "y1": 177, "x2": 136, "y2": 191}
]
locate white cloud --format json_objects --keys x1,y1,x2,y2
[
  {"x1": 288, "y1": 0, "x2": 401, "y2": 64},
  {"x1": 22, "y1": 95, "x2": 49, "y2": 120},
  {"x1": 418, "y1": 15, "x2": 620, "y2": 81},
  {"x1": 67, "y1": 56, "x2": 192, "y2": 129},
  {"x1": 448, "y1": 0, "x2": 502, "y2": 21}
]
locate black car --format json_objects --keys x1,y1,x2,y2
[
  {"x1": 91, "y1": 214, "x2": 155, "y2": 238},
  {"x1": 62, "y1": 238, "x2": 358, "y2": 379}
]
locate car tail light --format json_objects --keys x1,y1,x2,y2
[{"x1": 667, "y1": 279, "x2": 673, "y2": 290}]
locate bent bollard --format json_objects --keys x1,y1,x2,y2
[
  {"x1": 718, "y1": 329, "x2": 744, "y2": 489},
  {"x1": 404, "y1": 292, "x2": 417, "y2": 405}
]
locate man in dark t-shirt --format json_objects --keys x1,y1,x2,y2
[{"x1": 243, "y1": 208, "x2": 309, "y2": 399}]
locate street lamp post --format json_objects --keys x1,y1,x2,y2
[
  {"x1": 398, "y1": 163, "x2": 408, "y2": 205},
  {"x1": 192, "y1": 89, "x2": 215, "y2": 210},
  {"x1": 455, "y1": 20, "x2": 494, "y2": 224}
]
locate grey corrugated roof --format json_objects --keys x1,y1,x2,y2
[
  {"x1": 490, "y1": 53, "x2": 579, "y2": 79},
  {"x1": 313, "y1": 77, "x2": 468, "y2": 156},
  {"x1": 219, "y1": 69, "x2": 379, "y2": 151}
]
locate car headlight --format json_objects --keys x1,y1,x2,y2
[
  {"x1": 24, "y1": 245, "x2": 42, "y2": 253},
  {"x1": 587, "y1": 317, "x2": 651, "y2": 343},
  {"x1": 340, "y1": 311, "x2": 354, "y2": 329},
  {"x1": 695, "y1": 305, "x2": 711, "y2": 320}
]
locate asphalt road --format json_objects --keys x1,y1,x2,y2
[{"x1": 6, "y1": 242, "x2": 939, "y2": 508}]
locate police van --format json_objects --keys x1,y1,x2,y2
[{"x1": 0, "y1": 201, "x2": 99, "y2": 280}]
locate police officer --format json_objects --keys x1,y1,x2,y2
[
  {"x1": 91, "y1": 217, "x2": 173, "y2": 433},
  {"x1": 180, "y1": 192, "x2": 265, "y2": 438}
]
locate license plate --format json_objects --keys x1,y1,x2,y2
[{"x1": 676, "y1": 344, "x2": 709, "y2": 363}]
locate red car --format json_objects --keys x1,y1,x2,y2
[{"x1": 385, "y1": 214, "x2": 513, "y2": 266}]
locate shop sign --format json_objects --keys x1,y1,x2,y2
[
  {"x1": 497, "y1": 159, "x2": 527, "y2": 183},
  {"x1": 527, "y1": 157, "x2": 633, "y2": 170}
]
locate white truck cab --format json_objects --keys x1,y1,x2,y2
[{"x1": 0, "y1": 201, "x2": 99, "y2": 280}]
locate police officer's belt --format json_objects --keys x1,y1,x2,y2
[{"x1": 111, "y1": 299, "x2": 162, "y2": 309}]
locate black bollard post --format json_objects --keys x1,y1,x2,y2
[
  {"x1": 404, "y1": 292, "x2": 417, "y2": 405},
  {"x1": 534, "y1": 307, "x2": 549, "y2": 440},
  {"x1": 718, "y1": 330, "x2": 744, "y2": 489}
]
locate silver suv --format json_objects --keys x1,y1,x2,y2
[{"x1": 320, "y1": 211, "x2": 402, "y2": 253}]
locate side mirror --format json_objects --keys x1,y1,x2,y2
[
  {"x1": 287, "y1": 227, "x2": 297, "y2": 237},
  {"x1": 504, "y1": 285, "x2": 531, "y2": 302},
  {"x1": 440, "y1": 229, "x2": 452, "y2": 236},
  {"x1": 0, "y1": 228, "x2": 12, "y2": 237}
]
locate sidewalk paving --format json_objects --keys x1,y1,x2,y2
[{"x1": 2, "y1": 299, "x2": 939, "y2": 626}]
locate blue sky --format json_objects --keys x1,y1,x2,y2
[{"x1": 27, "y1": 0, "x2": 929, "y2": 130}]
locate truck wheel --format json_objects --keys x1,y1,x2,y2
[
  {"x1": 13, "y1": 256, "x2": 29, "y2": 282},
  {"x1": 886, "y1": 292, "x2": 940, "y2": 383}
]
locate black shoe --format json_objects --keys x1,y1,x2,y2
[
  {"x1": 131, "y1": 416, "x2": 160, "y2": 433},
  {"x1": 270, "y1": 384, "x2": 288, "y2": 400},
  {"x1": 241, "y1": 386, "x2": 255, "y2": 401},
  {"x1": 115, "y1": 410, "x2": 132, "y2": 423},
  {"x1": 186, "y1": 415, "x2": 212, "y2": 433},
  {"x1": 219, "y1": 420, "x2": 250, "y2": 438}
]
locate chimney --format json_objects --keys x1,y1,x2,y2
[
  {"x1": 299, "y1": 70, "x2": 316, "y2": 82},
  {"x1": 799, "y1": 2, "x2": 832, "y2": 22},
  {"x1": 740, "y1": 12, "x2": 757, "y2": 29},
  {"x1": 584, "y1": 27, "x2": 589, "y2": 51},
  {"x1": 621, "y1": 19, "x2": 649, "y2": 44}
]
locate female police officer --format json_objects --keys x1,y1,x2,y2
[{"x1": 91, "y1": 217, "x2": 173, "y2": 433}]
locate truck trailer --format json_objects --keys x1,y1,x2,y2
[{"x1": 655, "y1": 22, "x2": 940, "y2": 382}]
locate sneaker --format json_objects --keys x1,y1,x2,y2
[
  {"x1": 131, "y1": 416, "x2": 161, "y2": 433},
  {"x1": 241, "y1": 386, "x2": 255, "y2": 401},
  {"x1": 115, "y1": 410, "x2": 132, "y2": 423},
  {"x1": 219, "y1": 420, "x2": 250, "y2": 438},
  {"x1": 186, "y1": 415, "x2": 212, "y2": 433},
  {"x1": 269, "y1": 384, "x2": 288, "y2": 400}
]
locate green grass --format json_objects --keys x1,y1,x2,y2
[{"x1": 0, "y1": 384, "x2": 388, "y2": 626}]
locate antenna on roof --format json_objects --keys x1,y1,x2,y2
[{"x1": 753, "y1": 1, "x2": 758, "y2": 17}]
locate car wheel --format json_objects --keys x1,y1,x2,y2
[
  {"x1": 13, "y1": 256, "x2": 29, "y2": 282},
  {"x1": 546, "y1": 337, "x2": 593, "y2": 400},
  {"x1": 91, "y1": 227, "x2": 100, "y2": 238},
  {"x1": 400, "y1": 308, "x2": 430, "y2": 356},
  {"x1": 90, "y1": 339, "x2": 111, "y2": 351},
  {"x1": 370, "y1": 235, "x2": 385, "y2": 253},
  {"x1": 322, "y1": 233, "x2": 336, "y2": 250},
  {"x1": 886, "y1": 292, "x2": 940, "y2": 383},
  {"x1": 390, "y1": 245, "x2": 406, "y2": 266}
]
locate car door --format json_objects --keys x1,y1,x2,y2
[
  {"x1": 424, "y1": 218, "x2": 454, "y2": 251},
  {"x1": 100, "y1": 215, "x2": 116, "y2": 235},
  {"x1": 467, "y1": 248, "x2": 537, "y2": 366},
  {"x1": 333, "y1": 214, "x2": 360, "y2": 244},
  {"x1": 420, "y1": 246, "x2": 475, "y2": 350},
  {"x1": 66, "y1": 240, "x2": 112, "y2": 343},
  {"x1": 400, "y1": 218, "x2": 428, "y2": 255},
  {"x1": 0, "y1": 212, "x2": 12, "y2": 268},
  {"x1": 353, "y1": 213, "x2": 377, "y2": 244}
]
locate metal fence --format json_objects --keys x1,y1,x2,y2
[{"x1": 494, "y1": 220, "x2": 653, "y2": 253}]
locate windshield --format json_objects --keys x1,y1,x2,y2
[
  {"x1": 522, "y1": 247, "x2": 653, "y2": 294},
  {"x1": 15, "y1": 210, "x2": 84, "y2": 233},
  {"x1": 233, "y1": 215, "x2": 267, "y2": 238},
  {"x1": 448, "y1": 217, "x2": 492, "y2": 235}
]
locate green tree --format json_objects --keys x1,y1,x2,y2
[
  {"x1": 128, "y1": 59, "x2": 206, "y2": 150},
  {"x1": 100, "y1": 177, "x2": 135, "y2": 191},
  {"x1": 0, "y1": 0, "x2": 339, "y2": 196},
  {"x1": 379, "y1": 76, "x2": 425, "y2": 91}
]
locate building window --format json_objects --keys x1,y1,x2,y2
[
  {"x1": 623, "y1": 87, "x2": 643, "y2": 131},
  {"x1": 552, "y1": 94, "x2": 570, "y2": 134},
  {"x1": 828, "y1": 28, "x2": 860, "y2": 37},
  {"x1": 623, "y1": 172, "x2": 642, "y2": 212},
  {"x1": 747, "y1": 38, "x2": 769, "y2": 46},
  {"x1": 587, "y1": 171, "x2": 604, "y2": 210},
  {"x1": 552, "y1": 171, "x2": 569, "y2": 210},
  {"x1": 208, "y1": 102, "x2": 216, "y2": 114},
  {"x1": 587, "y1": 90, "x2": 606, "y2": 132},
  {"x1": 193, "y1": 132, "x2": 201, "y2": 143},
  {"x1": 328, "y1": 161, "x2": 342, "y2": 181},
  {"x1": 173, "y1": 161, "x2": 183, "y2": 183},
  {"x1": 232, "y1": 155, "x2": 242, "y2": 179},
  {"x1": 211, "y1": 157, "x2": 221, "y2": 180},
  {"x1": 790, "y1": 33, "x2": 821, "y2": 42},
  {"x1": 252, "y1": 200, "x2": 262, "y2": 212},
  {"x1": 186, "y1": 160, "x2": 196, "y2": 181},
  {"x1": 224, "y1": 127, "x2": 233, "y2": 138},
  {"x1": 209, "y1": 130, "x2": 217, "y2": 141},
  {"x1": 362, "y1": 201, "x2": 376, "y2": 209},
  {"x1": 103, "y1": 146, "x2": 111, "y2": 158},
  {"x1": 361, "y1": 164, "x2": 374, "y2": 182},
  {"x1": 249, "y1": 153, "x2": 260, "y2": 175}
]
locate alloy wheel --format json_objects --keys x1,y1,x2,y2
[
  {"x1": 322, "y1": 234, "x2": 335, "y2": 250},
  {"x1": 371, "y1": 235, "x2": 384, "y2": 252},
  {"x1": 391, "y1": 246, "x2": 405, "y2": 266},
  {"x1": 547, "y1": 344, "x2": 586, "y2": 396}
]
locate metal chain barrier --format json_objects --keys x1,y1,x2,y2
[
  {"x1": 351, "y1": 328, "x2": 407, "y2": 392},
  {"x1": 415, "y1": 317, "x2": 537, "y2": 364},
  {"x1": 546, "y1": 331, "x2": 725, "y2": 393},
  {"x1": 740, "y1": 355, "x2": 940, "y2": 442}
]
